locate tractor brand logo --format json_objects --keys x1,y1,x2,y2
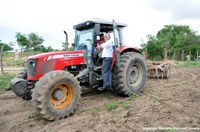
[{"x1": 45, "y1": 53, "x2": 84, "y2": 60}]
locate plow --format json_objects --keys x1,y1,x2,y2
[{"x1": 147, "y1": 61, "x2": 171, "y2": 79}]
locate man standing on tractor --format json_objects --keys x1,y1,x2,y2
[{"x1": 97, "y1": 33, "x2": 114, "y2": 91}]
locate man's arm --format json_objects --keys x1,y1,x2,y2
[{"x1": 100, "y1": 40, "x2": 113, "y2": 48}]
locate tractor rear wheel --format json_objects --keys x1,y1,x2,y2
[
  {"x1": 112, "y1": 52, "x2": 147, "y2": 96},
  {"x1": 31, "y1": 70, "x2": 81, "y2": 121}
]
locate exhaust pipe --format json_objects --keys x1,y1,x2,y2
[{"x1": 64, "y1": 31, "x2": 68, "y2": 51}]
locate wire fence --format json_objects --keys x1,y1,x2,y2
[{"x1": 144, "y1": 48, "x2": 200, "y2": 61}]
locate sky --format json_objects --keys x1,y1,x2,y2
[{"x1": 0, "y1": 0, "x2": 200, "y2": 50}]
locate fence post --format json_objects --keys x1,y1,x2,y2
[
  {"x1": 15, "y1": 49, "x2": 19, "y2": 61},
  {"x1": 0, "y1": 45, "x2": 4, "y2": 74},
  {"x1": 189, "y1": 51, "x2": 191, "y2": 61},
  {"x1": 197, "y1": 51, "x2": 199, "y2": 60},
  {"x1": 182, "y1": 50, "x2": 184, "y2": 61},
  {"x1": 144, "y1": 48, "x2": 147, "y2": 60},
  {"x1": 163, "y1": 47, "x2": 167, "y2": 61},
  {"x1": 173, "y1": 51, "x2": 176, "y2": 60}
]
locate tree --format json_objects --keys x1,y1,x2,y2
[
  {"x1": 34, "y1": 45, "x2": 54, "y2": 52},
  {"x1": 141, "y1": 35, "x2": 163, "y2": 60},
  {"x1": 15, "y1": 32, "x2": 44, "y2": 51},
  {"x1": 141, "y1": 25, "x2": 200, "y2": 60},
  {"x1": 15, "y1": 32, "x2": 28, "y2": 51},
  {"x1": 0, "y1": 40, "x2": 13, "y2": 51},
  {"x1": 28, "y1": 33, "x2": 44, "y2": 51},
  {"x1": 61, "y1": 42, "x2": 73, "y2": 51}
]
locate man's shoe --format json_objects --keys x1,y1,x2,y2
[{"x1": 98, "y1": 87, "x2": 105, "y2": 91}]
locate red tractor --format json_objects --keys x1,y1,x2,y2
[{"x1": 11, "y1": 19, "x2": 147, "y2": 120}]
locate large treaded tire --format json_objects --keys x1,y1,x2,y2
[
  {"x1": 31, "y1": 70, "x2": 81, "y2": 121},
  {"x1": 112, "y1": 52, "x2": 147, "y2": 96},
  {"x1": 12, "y1": 68, "x2": 31, "y2": 100}
]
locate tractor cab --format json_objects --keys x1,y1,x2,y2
[{"x1": 73, "y1": 19, "x2": 127, "y2": 66}]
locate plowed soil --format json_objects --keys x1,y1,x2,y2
[{"x1": 0, "y1": 67, "x2": 200, "y2": 132}]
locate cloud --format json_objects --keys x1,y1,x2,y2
[
  {"x1": 0, "y1": 0, "x2": 200, "y2": 49},
  {"x1": 146, "y1": 0, "x2": 200, "y2": 20}
]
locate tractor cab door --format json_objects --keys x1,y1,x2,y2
[
  {"x1": 112, "y1": 20, "x2": 122, "y2": 47},
  {"x1": 112, "y1": 20, "x2": 121, "y2": 65}
]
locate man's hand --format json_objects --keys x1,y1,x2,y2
[{"x1": 96, "y1": 44, "x2": 102, "y2": 50}]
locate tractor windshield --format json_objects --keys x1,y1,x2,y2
[{"x1": 74, "y1": 28, "x2": 94, "y2": 56}]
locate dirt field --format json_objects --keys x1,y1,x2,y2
[{"x1": 0, "y1": 67, "x2": 200, "y2": 132}]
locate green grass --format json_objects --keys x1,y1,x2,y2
[
  {"x1": 4, "y1": 59, "x2": 25, "y2": 67},
  {"x1": 2, "y1": 51, "x2": 42, "y2": 67},
  {"x1": 0, "y1": 73, "x2": 15, "y2": 91},
  {"x1": 103, "y1": 93, "x2": 114, "y2": 99},
  {"x1": 28, "y1": 113, "x2": 43, "y2": 121},
  {"x1": 90, "y1": 107, "x2": 102, "y2": 116},
  {"x1": 122, "y1": 102, "x2": 130, "y2": 109},
  {"x1": 106, "y1": 102, "x2": 118, "y2": 111},
  {"x1": 176, "y1": 61, "x2": 200, "y2": 67},
  {"x1": 128, "y1": 93, "x2": 139, "y2": 101},
  {"x1": 112, "y1": 109, "x2": 123, "y2": 116}
]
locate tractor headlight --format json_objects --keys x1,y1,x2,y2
[
  {"x1": 27, "y1": 59, "x2": 38, "y2": 77},
  {"x1": 29, "y1": 60, "x2": 36, "y2": 67}
]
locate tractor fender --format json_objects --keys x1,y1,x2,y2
[{"x1": 111, "y1": 46, "x2": 142, "y2": 69}]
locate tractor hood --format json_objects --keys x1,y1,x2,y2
[
  {"x1": 27, "y1": 50, "x2": 85, "y2": 60},
  {"x1": 26, "y1": 50, "x2": 85, "y2": 81}
]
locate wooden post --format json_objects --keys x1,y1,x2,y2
[
  {"x1": 163, "y1": 47, "x2": 167, "y2": 61},
  {"x1": 0, "y1": 45, "x2": 4, "y2": 74},
  {"x1": 15, "y1": 49, "x2": 19, "y2": 61},
  {"x1": 173, "y1": 51, "x2": 176, "y2": 60},
  {"x1": 189, "y1": 51, "x2": 191, "y2": 61},
  {"x1": 182, "y1": 50, "x2": 184, "y2": 61},
  {"x1": 144, "y1": 48, "x2": 147, "y2": 60},
  {"x1": 197, "y1": 51, "x2": 199, "y2": 60}
]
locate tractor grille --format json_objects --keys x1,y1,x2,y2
[
  {"x1": 39, "y1": 60, "x2": 56, "y2": 75},
  {"x1": 27, "y1": 59, "x2": 38, "y2": 77}
]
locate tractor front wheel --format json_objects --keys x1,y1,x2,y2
[{"x1": 31, "y1": 70, "x2": 81, "y2": 121}]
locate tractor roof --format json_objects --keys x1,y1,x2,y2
[
  {"x1": 74, "y1": 18, "x2": 127, "y2": 31},
  {"x1": 89, "y1": 18, "x2": 127, "y2": 27}
]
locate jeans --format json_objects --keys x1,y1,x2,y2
[{"x1": 102, "y1": 57, "x2": 112, "y2": 88}]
